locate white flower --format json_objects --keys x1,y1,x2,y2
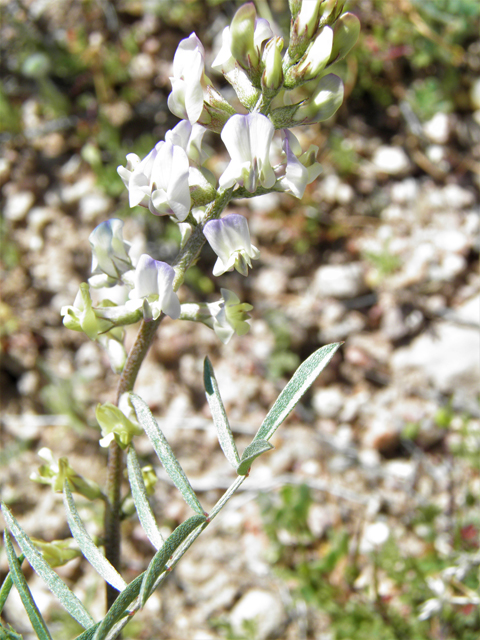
[
  {"x1": 168, "y1": 33, "x2": 207, "y2": 123},
  {"x1": 117, "y1": 139, "x2": 191, "y2": 222},
  {"x1": 206, "y1": 288, "x2": 253, "y2": 343},
  {"x1": 165, "y1": 119, "x2": 208, "y2": 165},
  {"x1": 179, "y1": 288, "x2": 253, "y2": 343},
  {"x1": 88, "y1": 219, "x2": 132, "y2": 288},
  {"x1": 203, "y1": 214, "x2": 260, "y2": 277},
  {"x1": 126, "y1": 254, "x2": 181, "y2": 321},
  {"x1": 276, "y1": 130, "x2": 322, "y2": 198},
  {"x1": 219, "y1": 113, "x2": 276, "y2": 192},
  {"x1": 212, "y1": 15, "x2": 272, "y2": 74}
]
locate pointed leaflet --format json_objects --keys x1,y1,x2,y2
[
  {"x1": 130, "y1": 393, "x2": 205, "y2": 516},
  {"x1": 63, "y1": 481, "x2": 127, "y2": 592},
  {"x1": 253, "y1": 343, "x2": 342, "y2": 442},
  {"x1": 127, "y1": 447, "x2": 164, "y2": 550},
  {"x1": 140, "y1": 515, "x2": 206, "y2": 606},
  {"x1": 203, "y1": 357, "x2": 240, "y2": 469},
  {"x1": 4, "y1": 530, "x2": 53, "y2": 640},
  {"x1": 1, "y1": 503, "x2": 95, "y2": 629},
  {"x1": 236, "y1": 440, "x2": 274, "y2": 476}
]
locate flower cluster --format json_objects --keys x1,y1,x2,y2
[{"x1": 62, "y1": 1, "x2": 359, "y2": 367}]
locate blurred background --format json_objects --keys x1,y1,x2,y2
[{"x1": 1, "y1": 0, "x2": 480, "y2": 638}]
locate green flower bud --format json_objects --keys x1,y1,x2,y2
[
  {"x1": 230, "y1": 3, "x2": 258, "y2": 70},
  {"x1": 296, "y1": 0, "x2": 323, "y2": 40},
  {"x1": 61, "y1": 283, "x2": 112, "y2": 340},
  {"x1": 328, "y1": 12, "x2": 360, "y2": 64},
  {"x1": 96, "y1": 395, "x2": 143, "y2": 449},
  {"x1": 293, "y1": 73, "x2": 344, "y2": 124},
  {"x1": 189, "y1": 167, "x2": 217, "y2": 208},
  {"x1": 141, "y1": 465, "x2": 158, "y2": 496},
  {"x1": 200, "y1": 86, "x2": 237, "y2": 133},
  {"x1": 30, "y1": 448, "x2": 102, "y2": 501},
  {"x1": 295, "y1": 26, "x2": 333, "y2": 82},
  {"x1": 288, "y1": 0, "x2": 302, "y2": 21},
  {"x1": 31, "y1": 537, "x2": 82, "y2": 568},
  {"x1": 262, "y1": 37, "x2": 284, "y2": 91}
]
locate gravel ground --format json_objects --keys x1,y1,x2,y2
[{"x1": 1, "y1": 1, "x2": 480, "y2": 638}]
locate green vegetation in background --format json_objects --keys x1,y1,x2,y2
[{"x1": 259, "y1": 478, "x2": 480, "y2": 639}]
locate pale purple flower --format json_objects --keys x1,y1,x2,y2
[
  {"x1": 204, "y1": 214, "x2": 259, "y2": 276},
  {"x1": 117, "y1": 140, "x2": 191, "y2": 221},
  {"x1": 127, "y1": 254, "x2": 181, "y2": 321},
  {"x1": 88, "y1": 219, "x2": 132, "y2": 288},
  {"x1": 168, "y1": 33, "x2": 207, "y2": 123},
  {"x1": 219, "y1": 113, "x2": 276, "y2": 193},
  {"x1": 206, "y1": 288, "x2": 253, "y2": 343},
  {"x1": 276, "y1": 130, "x2": 322, "y2": 199}
]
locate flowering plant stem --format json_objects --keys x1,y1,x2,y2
[{"x1": 104, "y1": 188, "x2": 233, "y2": 608}]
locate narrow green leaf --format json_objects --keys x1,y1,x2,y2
[
  {"x1": 126, "y1": 448, "x2": 164, "y2": 550},
  {"x1": 140, "y1": 514, "x2": 206, "y2": 606},
  {"x1": 204, "y1": 357, "x2": 240, "y2": 469},
  {"x1": 253, "y1": 343, "x2": 342, "y2": 442},
  {"x1": 63, "y1": 482, "x2": 126, "y2": 593},
  {"x1": 0, "y1": 621, "x2": 24, "y2": 639},
  {"x1": 91, "y1": 573, "x2": 144, "y2": 640},
  {"x1": 74, "y1": 622, "x2": 101, "y2": 640},
  {"x1": 236, "y1": 440, "x2": 274, "y2": 476},
  {"x1": 130, "y1": 393, "x2": 205, "y2": 516},
  {"x1": 4, "y1": 530, "x2": 53, "y2": 640},
  {"x1": 1, "y1": 503, "x2": 95, "y2": 629},
  {"x1": 0, "y1": 553, "x2": 24, "y2": 614}
]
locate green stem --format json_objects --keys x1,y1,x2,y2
[{"x1": 103, "y1": 188, "x2": 232, "y2": 610}]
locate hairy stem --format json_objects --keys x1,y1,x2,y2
[{"x1": 103, "y1": 188, "x2": 232, "y2": 609}]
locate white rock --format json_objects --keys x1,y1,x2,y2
[
  {"x1": 392, "y1": 294, "x2": 480, "y2": 395},
  {"x1": 79, "y1": 191, "x2": 113, "y2": 221},
  {"x1": 4, "y1": 191, "x2": 35, "y2": 221},
  {"x1": 129, "y1": 52, "x2": 156, "y2": 79},
  {"x1": 60, "y1": 174, "x2": 96, "y2": 204},
  {"x1": 312, "y1": 386, "x2": 344, "y2": 419},
  {"x1": 442, "y1": 184, "x2": 475, "y2": 209},
  {"x1": 229, "y1": 589, "x2": 286, "y2": 640},
  {"x1": 252, "y1": 267, "x2": 289, "y2": 296},
  {"x1": 373, "y1": 146, "x2": 411, "y2": 175},
  {"x1": 360, "y1": 522, "x2": 390, "y2": 553},
  {"x1": 307, "y1": 504, "x2": 338, "y2": 538},
  {"x1": 313, "y1": 262, "x2": 367, "y2": 299},
  {"x1": 423, "y1": 112, "x2": 450, "y2": 144},
  {"x1": 433, "y1": 229, "x2": 469, "y2": 254},
  {"x1": 390, "y1": 178, "x2": 418, "y2": 204}
]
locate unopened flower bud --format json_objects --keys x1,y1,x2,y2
[
  {"x1": 328, "y1": 12, "x2": 360, "y2": 65},
  {"x1": 230, "y1": 3, "x2": 259, "y2": 70},
  {"x1": 262, "y1": 37, "x2": 284, "y2": 91},
  {"x1": 30, "y1": 448, "x2": 102, "y2": 500},
  {"x1": 296, "y1": 0, "x2": 323, "y2": 40},
  {"x1": 61, "y1": 283, "x2": 112, "y2": 340},
  {"x1": 295, "y1": 26, "x2": 333, "y2": 82},
  {"x1": 31, "y1": 537, "x2": 82, "y2": 568},
  {"x1": 293, "y1": 73, "x2": 344, "y2": 124},
  {"x1": 141, "y1": 465, "x2": 157, "y2": 495},
  {"x1": 96, "y1": 395, "x2": 143, "y2": 449}
]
